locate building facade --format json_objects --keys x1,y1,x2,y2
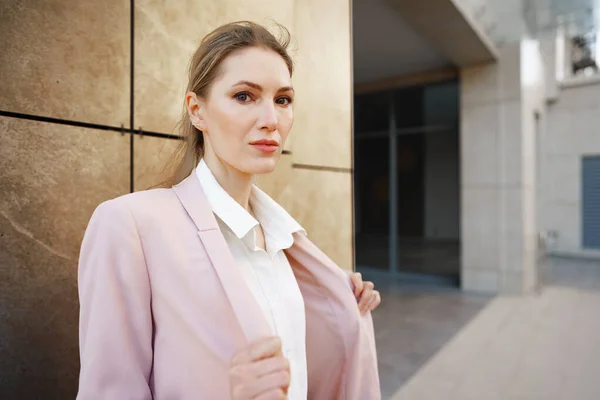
[
  {"x1": 352, "y1": 0, "x2": 600, "y2": 295},
  {"x1": 1, "y1": 0, "x2": 599, "y2": 397}
]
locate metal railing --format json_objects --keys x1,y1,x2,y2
[{"x1": 570, "y1": 30, "x2": 599, "y2": 76}]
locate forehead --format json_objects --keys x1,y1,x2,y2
[{"x1": 216, "y1": 47, "x2": 292, "y2": 88}]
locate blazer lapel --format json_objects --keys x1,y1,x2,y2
[
  {"x1": 286, "y1": 234, "x2": 381, "y2": 399},
  {"x1": 172, "y1": 173, "x2": 272, "y2": 342}
]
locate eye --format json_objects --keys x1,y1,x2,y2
[
  {"x1": 234, "y1": 92, "x2": 252, "y2": 103},
  {"x1": 276, "y1": 96, "x2": 293, "y2": 106}
]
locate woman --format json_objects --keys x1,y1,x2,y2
[{"x1": 77, "y1": 21, "x2": 381, "y2": 400}]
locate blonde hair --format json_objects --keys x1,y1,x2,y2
[{"x1": 158, "y1": 21, "x2": 293, "y2": 188}]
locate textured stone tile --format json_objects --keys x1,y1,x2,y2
[
  {"x1": 0, "y1": 117, "x2": 129, "y2": 398},
  {"x1": 0, "y1": 117, "x2": 130, "y2": 257},
  {"x1": 460, "y1": 43, "x2": 521, "y2": 107},
  {"x1": 0, "y1": 0, "x2": 130, "y2": 126},
  {"x1": 499, "y1": 100, "x2": 525, "y2": 186},
  {"x1": 460, "y1": 104, "x2": 499, "y2": 187},
  {"x1": 289, "y1": 0, "x2": 352, "y2": 168},
  {"x1": 256, "y1": 160, "x2": 354, "y2": 270},
  {"x1": 273, "y1": 168, "x2": 353, "y2": 270},
  {"x1": 254, "y1": 153, "x2": 294, "y2": 201},
  {"x1": 133, "y1": 135, "x2": 181, "y2": 191},
  {"x1": 461, "y1": 188, "x2": 499, "y2": 274},
  {"x1": 553, "y1": 83, "x2": 600, "y2": 110},
  {"x1": 134, "y1": 0, "x2": 294, "y2": 135},
  {"x1": 0, "y1": 215, "x2": 80, "y2": 399},
  {"x1": 254, "y1": 164, "x2": 350, "y2": 269},
  {"x1": 462, "y1": 267, "x2": 501, "y2": 294}
]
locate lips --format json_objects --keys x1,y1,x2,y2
[{"x1": 250, "y1": 139, "x2": 279, "y2": 153}]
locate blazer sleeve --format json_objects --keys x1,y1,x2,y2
[{"x1": 77, "y1": 199, "x2": 153, "y2": 400}]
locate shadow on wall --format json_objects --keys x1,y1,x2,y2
[{"x1": 0, "y1": 213, "x2": 80, "y2": 398}]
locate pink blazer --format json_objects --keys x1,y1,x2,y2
[{"x1": 77, "y1": 173, "x2": 380, "y2": 399}]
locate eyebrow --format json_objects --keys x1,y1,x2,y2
[{"x1": 232, "y1": 80, "x2": 294, "y2": 93}]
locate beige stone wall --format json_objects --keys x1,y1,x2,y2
[
  {"x1": 133, "y1": 0, "x2": 295, "y2": 136},
  {"x1": 1, "y1": 0, "x2": 132, "y2": 396},
  {"x1": 133, "y1": 0, "x2": 354, "y2": 269},
  {"x1": 0, "y1": 1, "x2": 353, "y2": 397},
  {"x1": 0, "y1": 119, "x2": 130, "y2": 398},
  {"x1": 460, "y1": 43, "x2": 519, "y2": 294},
  {"x1": 260, "y1": 0, "x2": 354, "y2": 269},
  {"x1": 0, "y1": 0, "x2": 131, "y2": 126},
  {"x1": 520, "y1": 39, "x2": 546, "y2": 293},
  {"x1": 459, "y1": 40, "x2": 543, "y2": 294},
  {"x1": 541, "y1": 80, "x2": 600, "y2": 255}
]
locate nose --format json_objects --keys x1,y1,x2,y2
[{"x1": 258, "y1": 101, "x2": 278, "y2": 132}]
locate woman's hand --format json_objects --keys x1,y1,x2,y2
[
  {"x1": 229, "y1": 337, "x2": 290, "y2": 400},
  {"x1": 349, "y1": 272, "x2": 381, "y2": 315}
]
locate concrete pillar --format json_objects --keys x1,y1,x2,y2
[{"x1": 460, "y1": 40, "x2": 545, "y2": 294}]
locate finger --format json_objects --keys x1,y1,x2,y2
[
  {"x1": 248, "y1": 369, "x2": 291, "y2": 398},
  {"x1": 358, "y1": 281, "x2": 374, "y2": 312},
  {"x1": 231, "y1": 337, "x2": 282, "y2": 366},
  {"x1": 366, "y1": 290, "x2": 381, "y2": 311},
  {"x1": 349, "y1": 272, "x2": 363, "y2": 298},
  {"x1": 250, "y1": 356, "x2": 290, "y2": 378},
  {"x1": 255, "y1": 389, "x2": 286, "y2": 400}
]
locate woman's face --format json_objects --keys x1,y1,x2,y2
[{"x1": 188, "y1": 46, "x2": 294, "y2": 176}]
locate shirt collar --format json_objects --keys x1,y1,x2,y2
[
  {"x1": 250, "y1": 185, "x2": 306, "y2": 253},
  {"x1": 195, "y1": 160, "x2": 306, "y2": 252},
  {"x1": 196, "y1": 159, "x2": 258, "y2": 240}
]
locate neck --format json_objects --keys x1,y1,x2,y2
[{"x1": 203, "y1": 154, "x2": 253, "y2": 210}]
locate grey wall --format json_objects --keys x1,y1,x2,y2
[
  {"x1": 541, "y1": 79, "x2": 600, "y2": 254},
  {"x1": 459, "y1": 41, "x2": 541, "y2": 294}
]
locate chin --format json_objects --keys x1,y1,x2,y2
[{"x1": 246, "y1": 157, "x2": 279, "y2": 175}]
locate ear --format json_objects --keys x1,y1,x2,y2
[{"x1": 185, "y1": 92, "x2": 207, "y2": 131}]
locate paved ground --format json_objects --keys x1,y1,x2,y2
[
  {"x1": 371, "y1": 257, "x2": 600, "y2": 400},
  {"x1": 370, "y1": 282, "x2": 491, "y2": 398}
]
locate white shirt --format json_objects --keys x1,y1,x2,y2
[{"x1": 196, "y1": 160, "x2": 308, "y2": 400}]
